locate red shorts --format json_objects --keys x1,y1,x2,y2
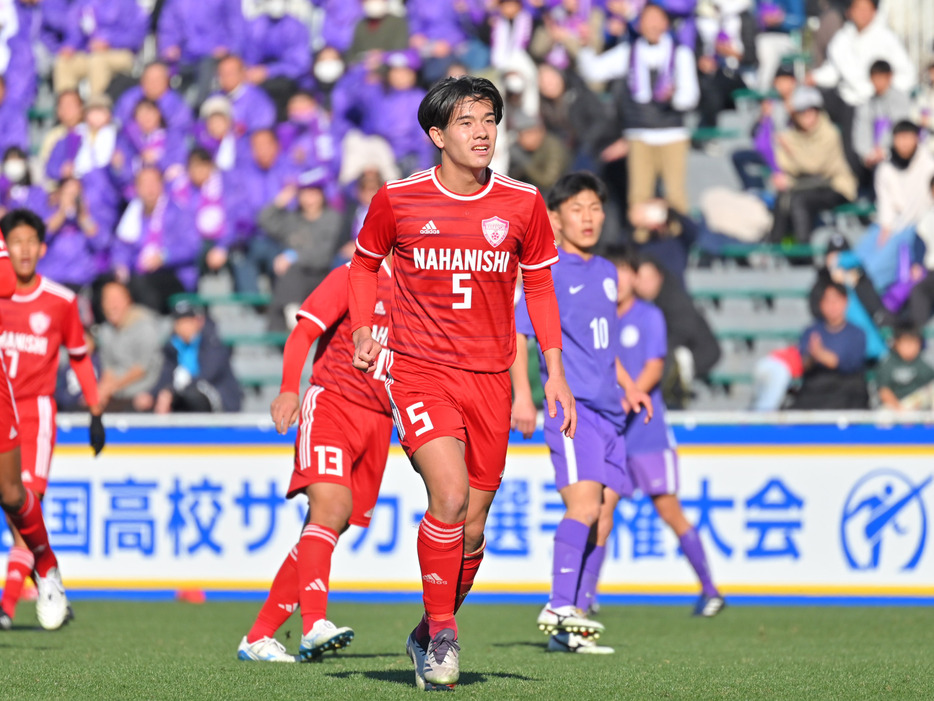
[
  {"x1": 287, "y1": 385, "x2": 393, "y2": 528},
  {"x1": 384, "y1": 352, "x2": 511, "y2": 492},
  {"x1": 17, "y1": 396, "x2": 57, "y2": 494},
  {"x1": 0, "y1": 358, "x2": 20, "y2": 454}
]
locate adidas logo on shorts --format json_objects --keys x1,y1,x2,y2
[
  {"x1": 422, "y1": 573, "x2": 447, "y2": 585},
  {"x1": 420, "y1": 220, "x2": 440, "y2": 235}
]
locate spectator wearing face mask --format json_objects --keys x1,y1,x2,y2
[
  {"x1": 241, "y1": 0, "x2": 312, "y2": 121},
  {"x1": 311, "y1": 47, "x2": 345, "y2": 108},
  {"x1": 157, "y1": 0, "x2": 246, "y2": 106},
  {"x1": 347, "y1": 0, "x2": 410, "y2": 63},
  {"x1": 0, "y1": 148, "x2": 50, "y2": 221},
  {"x1": 276, "y1": 91, "x2": 340, "y2": 201}
]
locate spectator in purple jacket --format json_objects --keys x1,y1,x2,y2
[
  {"x1": 5, "y1": 0, "x2": 39, "y2": 109},
  {"x1": 113, "y1": 166, "x2": 201, "y2": 313},
  {"x1": 38, "y1": 0, "x2": 73, "y2": 57},
  {"x1": 112, "y1": 98, "x2": 188, "y2": 196},
  {"x1": 53, "y1": 0, "x2": 147, "y2": 95},
  {"x1": 362, "y1": 50, "x2": 433, "y2": 175},
  {"x1": 39, "y1": 89, "x2": 84, "y2": 174},
  {"x1": 407, "y1": 0, "x2": 487, "y2": 82},
  {"x1": 0, "y1": 147, "x2": 51, "y2": 221},
  {"x1": 157, "y1": 0, "x2": 246, "y2": 105},
  {"x1": 194, "y1": 95, "x2": 243, "y2": 172},
  {"x1": 242, "y1": 2, "x2": 311, "y2": 120},
  {"x1": 347, "y1": 0, "x2": 409, "y2": 63},
  {"x1": 46, "y1": 92, "x2": 117, "y2": 182},
  {"x1": 170, "y1": 147, "x2": 244, "y2": 275},
  {"x1": 314, "y1": 0, "x2": 363, "y2": 54},
  {"x1": 229, "y1": 129, "x2": 294, "y2": 293},
  {"x1": 114, "y1": 62, "x2": 193, "y2": 138},
  {"x1": 39, "y1": 177, "x2": 110, "y2": 289},
  {"x1": 0, "y1": 77, "x2": 28, "y2": 160},
  {"x1": 277, "y1": 91, "x2": 340, "y2": 203},
  {"x1": 216, "y1": 54, "x2": 277, "y2": 137}
]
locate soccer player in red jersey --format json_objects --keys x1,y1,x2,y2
[
  {"x1": 238, "y1": 259, "x2": 394, "y2": 663},
  {"x1": 0, "y1": 210, "x2": 103, "y2": 631},
  {"x1": 348, "y1": 76, "x2": 576, "y2": 690}
]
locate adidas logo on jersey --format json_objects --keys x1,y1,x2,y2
[
  {"x1": 374, "y1": 301, "x2": 387, "y2": 316},
  {"x1": 422, "y1": 573, "x2": 447, "y2": 585},
  {"x1": 420, "y1": 220, "x2": 440, "y2": 235},
  {"x1": 305, "y1": 578, "x2": 328, "y2": 592}
]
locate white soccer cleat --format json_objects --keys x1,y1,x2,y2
[
  {"x1": 406, "y1": 627, "x2": 429, "y2": 691},
  {"x1": 693, "y1": 594, "x2": 726, "y2": 618},
  {"x1": 537, "y1": 604, "x2": 605, "y2": 638},
  {"x1": 35, "y1": 567, "x2": 69, "y2": 631},
  {"x1": 548, "y1": 631, "x2": 615, "y2": 655},
  {"x1": 298, "y1": 619, "x2": 354, "y2": 661},
  {"x1": 423, "y1": 628, "x2": 459, "y2": 689},
  {"x1": 237, "y1": 635, "x2": 297, "y2": 662}
]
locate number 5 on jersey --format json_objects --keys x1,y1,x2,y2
[{"x1": 452, "y1": 273, "x2": 472, "y2": 309}]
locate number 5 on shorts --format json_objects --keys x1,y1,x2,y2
[{"x1": 406, "y1": 402, "x2": 434, "y2": 437}]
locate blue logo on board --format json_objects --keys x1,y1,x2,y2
[{"x1": 841, "y1": 469, "x2": 930, "y2": 571}]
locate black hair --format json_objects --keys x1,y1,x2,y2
[
  {"x1": 850, "y1": 0, "x2": 879, "y2": 8},
  {"x1": 188, "y1": 146, "x2": 215, "y2": 164},
  {"x1": 869, "y1": 59, "x2": 892, "y2": 76},
  {"x1": 134, "y1": 97, "x2": 166, "y2": 127},
  {"x1": 417, "y1": 76, "x2": 504, "y2": 137},
  {"x1": 822, "y1": 281, "x2": 848, "y2": 299},
  {"x1": 603, "y1": 244, "x2": 641, "y2": 271},
  {"x1": 3, "y1": 146, "x2": 32, "y2": 186},
  {"x1": 546, "y1": 171, "x2": 608, "y2": 211},
  {"x1": 894, "y1": 320, "x2": 922, "y2": 341},
  {"x1": 0, "y1": 208, "x2": 46, "y2": 244},
  {"x1": 892, "y1": 119, "x2": 920, "y2": 137}
]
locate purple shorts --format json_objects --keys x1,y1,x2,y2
[
  {"x1": 627, "y1": 449, "x2": 680, "y2": 496},
  {"x1": 544, "y1": 403, "x2": 631, "y2": 497}
]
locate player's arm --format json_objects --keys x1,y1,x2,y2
[
  {"x1": 62, "y1": 302, "x2": 106, "y2": 453},
  {"x1": 0, "y1": 239, "x2": 15, "y2": 298},
  {"x1": 349, "y1": 186, "x2": 396, "y2": 373},
  {"x1": 509, "y1": 333, "x2": 538, "y2": 439},
  {"x1": 616, "y1": 357, "x2": 654, "y2": 423},
  {"x1": 522, "y1": 267, "x2": 575, "y2": 438},
  {"x1": 272, "y1": 267, "x2": 351, "y2": 433}
]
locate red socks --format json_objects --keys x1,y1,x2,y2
[
  {"x1": 417, "y1": 513, "x2": 464, "y2": 638},
  {"x1": 298, "y1": 523, "x2": 338, "y2": 635},
  {"x1": 455, "y1": 538, "x2": 485, "y2": 614},
  {"x1": 247, "y1": 546, "x2": 299, "y2": 643},
  {"x1": 7, "y1": 491, "x2": 56, "y2": 577},
  {"x1": 1, "y1": 546, "x2": 33, "y2": 617}
]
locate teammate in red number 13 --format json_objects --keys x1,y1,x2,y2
[{"x1": 348, "y1": 76, "x2": 577, "y2": 691}]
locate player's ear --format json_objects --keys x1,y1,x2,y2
[
  {"x1": 428, "y1": 125, "x2": 445, "y2": 150},
  {"x1": 547, "y1": 209, "x2": 563, "y2": 239},
  {"x1": 39, "y1": 242, "x2": 47, "y2": 260}
]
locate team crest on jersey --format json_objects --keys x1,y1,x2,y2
[
  {"x1": 29, "y1": 312, "x2": 51, "y2": 336},
  {"x1": 481, "y1": 216, "x2": 509, "y2": 247}
]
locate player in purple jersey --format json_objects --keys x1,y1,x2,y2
[
  {"x1": 512, "y1": 172, "x2": 652, "y2": 653},
  {"x1": 610, "y1": 247, "x2": 724, "y2": 617}
]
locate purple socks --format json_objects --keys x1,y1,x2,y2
[
  {"x1": 574, "y1": 543, "x2": 606, "y2": 612},
  {"x1": 550, "y1": 518, "x2": 590, "y2": 608},
  {"x1": 680, "y1": 526, "x2": 719, "y2": 597}
]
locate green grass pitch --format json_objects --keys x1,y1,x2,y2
[{"x1": 2, "y1": 601, "x2": 932, "y2": 700}]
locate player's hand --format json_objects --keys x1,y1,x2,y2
[
  {"x1": 544, "y1": 375, "x2": 576, "y2": 438},
  {"x1": 511, "y1": 394, "x2": 538, "y2": 439},
  {"x1": 89, "y1": 413, "x2": 106, "y2": 456},
  {"x1": 270, "y1": 392, "x2": 300, "y2": 434},
  {"x1": 623, "y1": 387, "x2": 654, "y2": 424},
  {"x1": 352, "y1": 328, "x2": 382, "y2": 373}
]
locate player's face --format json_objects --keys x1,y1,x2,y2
[
  {"x1": 5, "y1": 224, "x2": 45, "y2": 279},
  {"x1": 616, "y1": 263, "x2": 636, "y2": 304},
  {"x1": 634, "y1": 263, "x2": 663, "y2": 301},
  {"x1": 552, "y1": 190, "x2": 605, "y2": 256},
  {"x1": 431, "y1": 98, "x2": 497, "y2": 171}
]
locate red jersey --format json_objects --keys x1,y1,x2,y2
[
  {"x1": 0, "y1": 276, "x2": 87, "y2": 399},
  {"x1": 298, "y1": 262, "x2": 393, "y2": 415},
  {"x1": 354, "y1": 167, "x2": 559, "y2": 373}
]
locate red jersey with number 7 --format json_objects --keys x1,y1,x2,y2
[
  {"x1": 0, "y1": 276, "x2": 88, "y2": 399},
  {"x1": 297, "y1": 261, "x2": 393, "y2": 416},
  {"x1": 354, "y1": 166, "x2": 559, "y2": 373}
]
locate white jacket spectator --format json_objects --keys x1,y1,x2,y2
[
  {"x1": 875, "y1": 138, "x2": 934, "y2": 234},
  {"x1": 812, "y1": 6, "x2": 915, "y2": 106}
]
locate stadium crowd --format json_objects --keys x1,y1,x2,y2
[{"x1": 0, "y1": 0, "x2": 933, "y2": 413}]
